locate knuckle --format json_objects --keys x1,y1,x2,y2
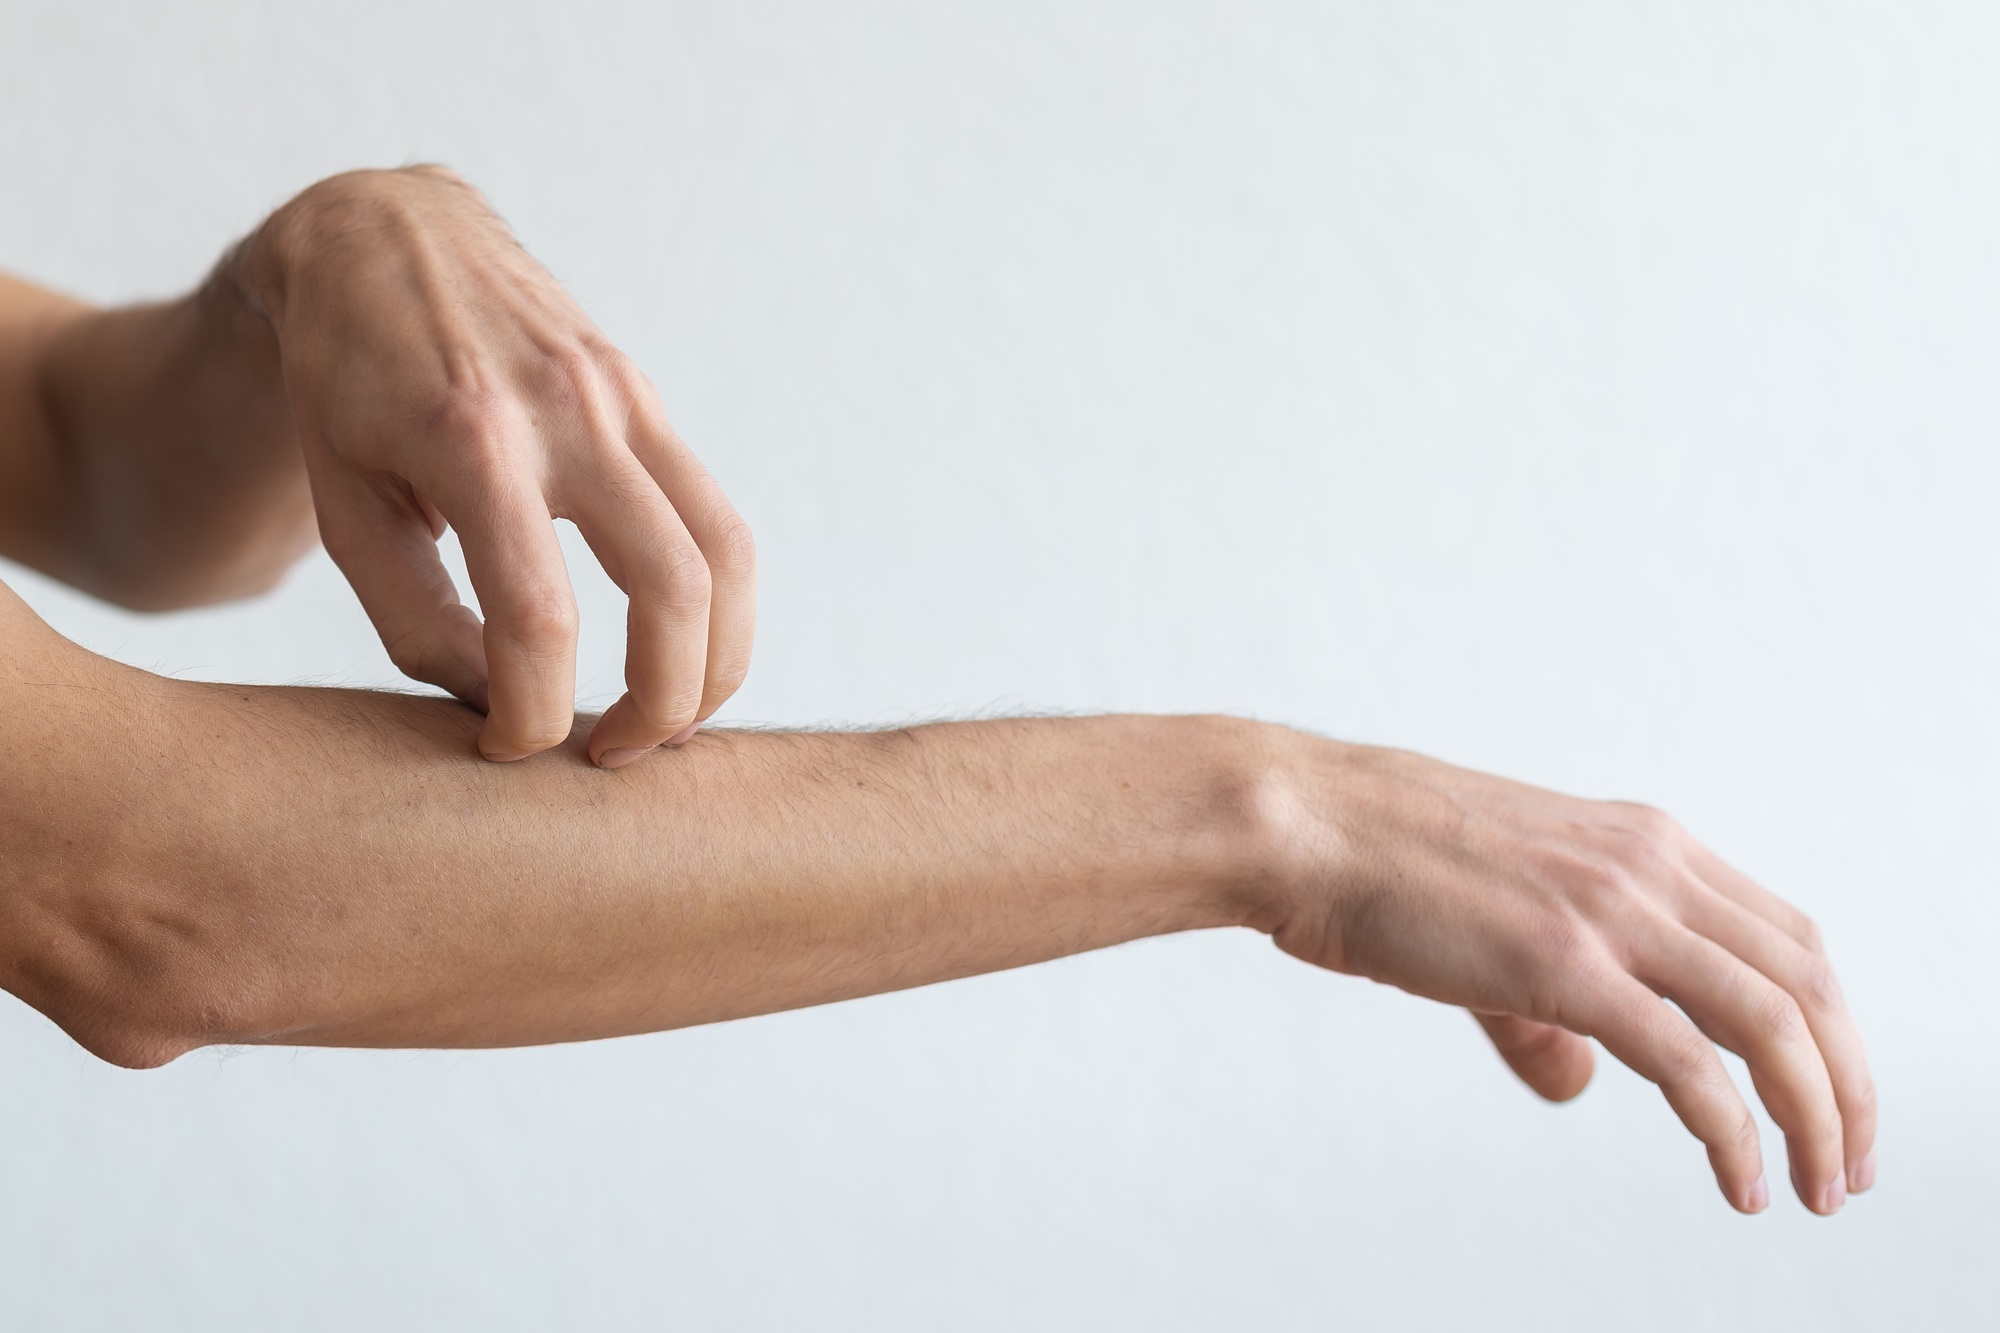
[
  {"x1": 499, "y1": 586, "x2": 579, "y2": 650},
  {"x1": 1753, "y1": 987, "x2": 1808, "y2": 1045},
  {"x1": 1533, "y1": 913, "x2": 1594, "y2": 969},
  {"x1": 649, "y1": 540, "x2": 713, "y2": 615},
  {"x1": 702, "y1": 512, "x2": 758, "y2": 577},
  {"x1": 1554, "y1": 854, "x2": 1633, "y2": 912},
  {"x1": 382, "y1": 627, "x2": 448, "y2": 683},
  {"x1": 428, "y1": 385, "x2": 512, "y2": 461},
  {"x1": 1605, "y1": 802, "x2": 1683, "y2": 865},
  {"x1": 1726, "y1": 1108, "x2": 1762, "y2": 1156},
  {"x1": 1659, "y1": 1024, "x2": 1717, "y2": 1081},
  {"x1": 1631, "y1": 803, "x2": 1683, "y2": 841},
  {"x1": 385, "y1": 641, "x2": 433, "y2": 681},
  {"x1": 599, "y1": 348, "x2": 656, "y2": 403},
  {"x1": 533, "y1": 343, "x2": 599, "y2": 411},
  {"x1": 1794, "y1": 956, "x2": 1844, "y2": 1012}
]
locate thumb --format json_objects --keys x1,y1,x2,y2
[
  {"x1": 313, "y1": 464, "x2": 490, "y2": 710},
  {"x1": 1473, "y1": 1012, "x2": 1595, "y2": 1103}
]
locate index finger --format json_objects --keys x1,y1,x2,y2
[{"x1": 433, "y1": 475, "x2": 578, "y2": 761}]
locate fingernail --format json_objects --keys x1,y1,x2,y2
[
  {"x1": 480, "y1": 749, "x2": 528, "y2": 763},
  {"x1": 1850, "y1": 1149, "x2": 1877, "y2": 1195},
  {"x1": 596, "y1": 746, "x2": 653, "y2": 770},
  {"x1": 666, "y1": 722, "x2": 701, "y2": 746},
  {"x1": 1746, "y1": 1175, "x2": 1769, "y2": 1214},
  {"x1": 1821, "y1": 1171, "x2": 1847, "y2": 1215}
]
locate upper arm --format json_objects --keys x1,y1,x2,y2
[{"x1": 0, "y1": 272, "x2": 88, "y2": 572}]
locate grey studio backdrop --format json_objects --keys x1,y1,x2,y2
[{"x1": 1, "y1": 3, "x2": 1993, "y2": 1329}]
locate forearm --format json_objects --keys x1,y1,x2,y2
[
  {"x1": 0, "y1": 588, "x2": 1878, "y2": 1211},
  {"x1": 1, "y1": 634, "x2": 1273, "y2": 1063},
  {"x1": 0, "y1": 271, "x2": 87, "y2": 573},
  {"x1": 26, "y1": 263, "x2": 313, "y2": 608}
]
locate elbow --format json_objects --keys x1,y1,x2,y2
[
  {"x1": 31, "y1": 961, "x2": 220, "y2": 1072},
  {"x1": 4, "y1": 896, "x2": 253, "y2": 1071},
  {"x1": 0, "y1": 636, "x2": 283, "y2": 1068},
  {"x1": 28, "y1": 987, "x2": 208, "y2": 1073},
  {"x1": 63, "y1": 1014, "x2": 201, "y2": 1073}
]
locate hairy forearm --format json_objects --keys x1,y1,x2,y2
[{"x1": 0, "y1": 625, "x2": 1274, "y2": 1064}]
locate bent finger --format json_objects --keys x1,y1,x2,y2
[
  {"x1": 1580, "y1": 971, "x2": 1768, "y2": 1214},
  {"x1": 566, "y1": 454, "x2": 712, "y2": 767},
  {"x1": 1473, "y1": 1012, "x2": 1594, "y2": 1102},
  {"x1": 627, "y1": 406, "x2": 755, "y2": 727},
  {"x1": 313, "y1": 466, "x2": 488, "y2": 710},
  {"x1": 1634, "y1": 926, "x2": 1847, "y2": 1215},
  {"x1": 1680, "y1": 885, "x2": 1877, "y2": 1195},
  {"x1": 1687, "y1": 844, "x2": 1825, "y2": 954},
  {"x1": 432, "y1": 474, "x2": 578, "y2": 761}
]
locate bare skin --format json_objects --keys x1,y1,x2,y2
[
  {"x1": 0, "y1": 168, "x2": 1876, "y2": 1215},
  {"x1": 5, "y1": 166, "x2": 753, "y2": 767}
]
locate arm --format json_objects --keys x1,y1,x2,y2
[
  {"x1": 0, "y1": 582, "x2": 1873, "y2": 1215},
  {"x1": 0, "y1": 165, "x2": 754, "y2": 767},
  {"x1": 4, "y1": 578, "x2": 1256, "y2": 1061},
  {"x1": 0, "y1": 265, "x2": 315, "y2": 608}
]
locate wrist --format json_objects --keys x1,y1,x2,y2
[{"x1": 1164, "y1": 715, "x2": 1332, "y2": 937}]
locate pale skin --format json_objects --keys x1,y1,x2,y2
[{"x1": 0, "y1": 166, "x2": 1875, "y2": 1216}]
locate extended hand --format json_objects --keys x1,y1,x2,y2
[
  {"x1": 237, "y1": 166, "x2": 754, "y2": 767},
  {"x1": 1263, "y1": 739, "x2": 1876, "y2": 1215}
]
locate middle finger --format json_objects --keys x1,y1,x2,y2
[
  {"x1": 1679, "y1": 881, "x2": 1878, "y2": 1195},
  {"x1": 1633, "y1": 923, "x2": 1848, "y2": 1214},
  {"x1": 565, "y1": 451, "x2": 713, "y2": 767}
]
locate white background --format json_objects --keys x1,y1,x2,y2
[{"x1": 1, "y1": 2, "x2": 1995, "y2": 1328}]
